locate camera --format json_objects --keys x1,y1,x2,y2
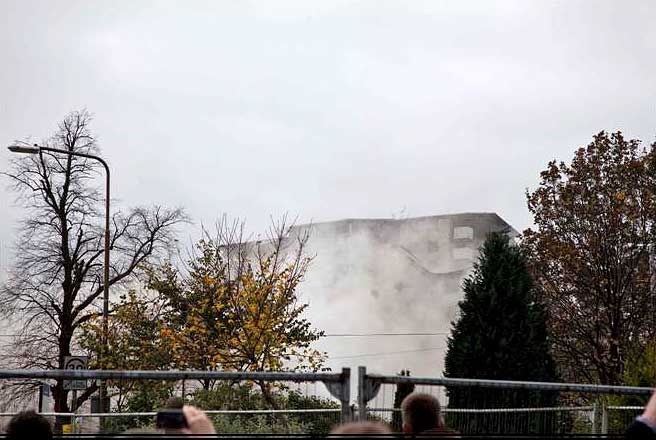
[{"x1": 156, "y1": 409, "x2": 188, "y2": 430}]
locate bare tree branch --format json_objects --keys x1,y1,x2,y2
[{"x1": 1, "y1": 110, "x2": 187, "y2": 421}]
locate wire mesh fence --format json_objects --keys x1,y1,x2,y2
[
  {"x1": 0, "y1": 368, "x2": 351, "y2": 435},
  {"x1": 0, "y1": 367, "x2": 652, "y2": 436},
  {"x1": 365, "y1": 405, "x2": 596, "y2": 435},
  {"x1": 605, "y1": 406, "x2": 643, "y2": 435},
  {"x1": 358, "y1": 367, "x2": 653, "y2": 436}
]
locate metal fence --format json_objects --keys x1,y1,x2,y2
[
  {"x1": 0, "y1": 367, "x2": 652, "y2": 436},
  {"x1": 0, "y1": 368, "x2": 351, "y2": 435},
  {"x1": 357, "y1": 366, "x2": 653, "y2": 435}
]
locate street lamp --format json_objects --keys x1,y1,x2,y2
[
  {"x1": 8, "y1": 145, "x2": 40, "y2": 154},
  {"x1": 8, "y1": 143, "x2": 111, "y2": 409}
]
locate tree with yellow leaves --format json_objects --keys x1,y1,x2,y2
[
  {"x1": 82, "y1": 216, "x2": 324, "y2": 406},
  {"x1": 79, "y1": 289, "x2": 176, "y2": 414},
  {"x1": 523, "y1": 131, "x2": 656, "y2": 385}
]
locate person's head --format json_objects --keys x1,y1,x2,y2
[
  {"x1": 6, "y1": 411, "x2": 53, "y2": 439},
  {"x1": 330, "y1": 421, "x2": 392, "y2": 436},
  {"x1": 164, "y1": 396, "x2": 184, "y2": 409},
  {"x1": 123, "y1": 427, "x2": 165, "y2": 435},
  {"x1": 401, "y1": 392, "x2": 443, "y2": 434}
]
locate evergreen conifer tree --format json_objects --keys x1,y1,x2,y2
[{"x1": 444, "y1": 232, "x2": 558, "y2": 434}]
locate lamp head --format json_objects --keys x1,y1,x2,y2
[{"x1": 8, "y1": 144, "x2": 40, "y2": 154}]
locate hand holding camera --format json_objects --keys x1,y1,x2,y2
[{"x1": 156, "y1": 405, "x2": 216, "y2": 436}]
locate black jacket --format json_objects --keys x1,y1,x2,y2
[{"x1": 626, "y1": 420, "x2": 656, "y2": 440}]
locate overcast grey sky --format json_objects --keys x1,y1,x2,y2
[{"x1": 1, "y1": 0, "x2": 655, "y2": 272}]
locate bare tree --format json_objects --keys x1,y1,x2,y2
[
  {"x1": 1, "y1": 110, "x2": 186, "y2": 421},
  {"x1": 109, "y1": 214, "x2": 324, "y2": 408}
]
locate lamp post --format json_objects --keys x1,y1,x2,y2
[{"x1": 8, "y1": 144, "x2": 110, "y2": 410}]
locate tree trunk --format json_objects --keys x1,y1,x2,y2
[
  {"x1": 608, "y1": 333, "x2": 623, "y2": 386},
  {"x1": 52, "y1": 381, "x2": 70, "y2": 434},
  {"x1": 53, "y1": 326, "x2": 73, "y2": 434},
  {"x1": 258, "y1": 380, "x2": 279, "y2": 410}
]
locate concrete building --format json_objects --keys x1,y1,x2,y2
[{"x1": 293, "y1": 212, "x2": 517, "y2": 378}]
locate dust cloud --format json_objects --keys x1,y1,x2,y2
[{"x1": 292, "y1": 213, "x2": 516, "y2": 379}]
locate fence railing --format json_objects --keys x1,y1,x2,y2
[
  {"x1": 0, "y1": 368, "x2": 351, "y2": 435},
  {"x1": 0, "y1": 366, "x2": 652, "y2": 436},
  {"x1": 357, "y1": 366, "x2": 653, "y2": 435}
]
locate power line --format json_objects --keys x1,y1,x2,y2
[
  {"x1": 0, "y1": 332, "x2": 451, "y2": 338},
  {"x1": 322, "y1": 332, "x2": 449, "y2": 337},
  {"x1": 330, "y1": 346, "x2": 446, "y2": 360}
]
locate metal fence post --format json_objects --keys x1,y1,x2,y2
[
  {"x1": 71, "y1": 389, "x2": 78, "y2": 434},
  {"x1": 601, "y1": 403, "x2": 609, "y2": 435},
  {"x1": 591, "y1": 401, "x2": 599, "y2": 434},
  {"x1": 38, "y1": 383, "x2": 45, "y2": 413},
  {"x1": 340, "y1": 367, "x2": 351, "y2": 423},
  {"x1": 358, "y1": 366, "x2": 367, "y2": 421}
]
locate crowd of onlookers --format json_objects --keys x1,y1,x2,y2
[{"x1": 5, "y1": 389, "x2": 656, "y2": 438}]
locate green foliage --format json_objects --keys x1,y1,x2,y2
[
  {"x1": 190, "y1": 382, "x2": 268, "y2": 410},
  {"x1": 79, "y1": 289, "x2": 176, "y2": 423},
  {"x1": 286, "y1": 391, "x2": 341, "y2": 435},
  {"x1": 444, "y1": 232, "x2": 559, "y2": 434},
  {"x1": 605, "y1": 341, "x2": 656, "y2": 433},
  {"x1": 209, "y1": 414, "x2": 310, "y2": 435},
  {"x1": 101, "y1": 382, "x2": 176, "y2": 434},
  {"x1": 103, "y1": 382, "x2": 340, "y2": 435},
  {"x1": 621, "y1": 341, "x2": 656, "y2": 394},
  {"x1": 190, "y1": 383, "x2": 340, "y2": 435}
]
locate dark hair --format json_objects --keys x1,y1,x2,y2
[
  {"x1": 164, "y1": 396, "x2": 184, "y2": 409},
  {"x1": 329, "y1": 421, "x2": 392, "y2": 436},
  {"x1": 6, "y1": 411, "x2": 53, "y2": 439},
  {"x1": 401, "y1": 392, "x2": 441, "y2": 433}
]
